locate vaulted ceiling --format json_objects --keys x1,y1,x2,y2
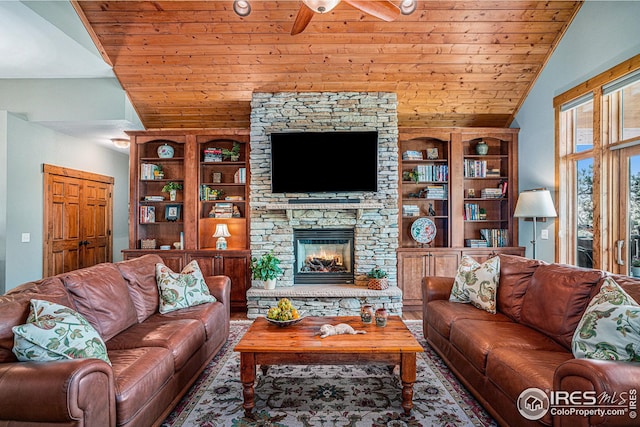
[{"x1": 74, "y1": 0, "x2": 582, "y2": 130}]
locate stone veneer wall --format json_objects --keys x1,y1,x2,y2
[{"x1": 247, "y1": 92, "x2": 400, "y2": 317}]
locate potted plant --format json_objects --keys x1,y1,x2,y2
[
  {"x1": 631, "y1": 259, "x2": 640, "y2": 278},
  {"x1": 402, "y1": 168, "x2": 421, "y2": 183},
  {"x1": 251, "y1": 251, "x2": 283, "y2": 290},
  {"x1": 222, "y1": 142, "x2": 241, "y2": 161},
  {"x1": 367, "y1": 266, "x2": 388, "y2": 290},
  {"x1": 162, "y1": 182, "x2": 182, "y2": 201}
]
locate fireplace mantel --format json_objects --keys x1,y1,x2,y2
[{"x1": 258, "y1": 202, "x2": 384, "y2": 220}]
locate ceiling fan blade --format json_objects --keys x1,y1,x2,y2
[
  {"x1": 291, "y1": 3, "x2": 315, "y2": 35},
  {"x1": 343, "y1": 0, "x2": 400, "y2": 21}
]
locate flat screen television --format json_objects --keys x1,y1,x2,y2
[{"x1": 270, "y1": 131, "x2": 378, "y2": 193}]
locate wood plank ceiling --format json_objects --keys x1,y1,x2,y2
[{"x1": 74, "y1": 0, "x2": 582, "y2": 129}]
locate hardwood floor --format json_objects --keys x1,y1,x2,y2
[{"x1": 231, "y1": 310, "x2": 423, "y2": 321}]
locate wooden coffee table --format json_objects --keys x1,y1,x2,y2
[{"x1": 234, "y1": 315, "x2": 423, "y2": 416}]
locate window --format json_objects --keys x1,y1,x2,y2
[{"x1": 555, "y1": 56, "x2": 640, "y2": 273}]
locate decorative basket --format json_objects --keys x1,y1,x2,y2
[
  {"x1": 354, "y1": 274, "x2": 369, "y2": 287},
  {"x1": 141, "y1": 239, "x2": 156, "y2": 249},
  {"x1": 368, "y1": 278, "x2": 389, "y2": 290}
]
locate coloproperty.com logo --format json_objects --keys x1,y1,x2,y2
[{"x1": 517, "y1": 387, "x2": 637, "y2": 421}]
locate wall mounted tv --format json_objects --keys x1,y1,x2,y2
[{"x1": 270, "y1": 131, "x2": 379, "y2": 193}]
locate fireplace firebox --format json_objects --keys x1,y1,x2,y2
[{"x1": 293, "y1": 229, "x2": 354, "y2": 285}]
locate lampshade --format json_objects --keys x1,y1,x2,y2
[
  {"x1": 302, "y1": 0, "x2": 341, "y2": 13},
  {"x1": 514, "y1": 189, "x2": 557, "y2": 218},
  {"x1": 233, "y1": 0, "x2": 251, "y2": 17},
  {"x1": 111, "y1": 138, "x2": 130, "y2": 149},
  {"x1": 213, "y1": 224, "x2": 231, "y2": 238}
]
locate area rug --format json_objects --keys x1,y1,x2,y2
[{"x1": 162, "y1": 320, "x2": 497, "y2": 427}]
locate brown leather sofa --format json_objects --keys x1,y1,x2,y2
[
  {"x1": 423, "y1": 254, "x2": 640, "y2": 427},
  {"x1": 0, "y1": 254, "x2": 230, "y2": 427}
]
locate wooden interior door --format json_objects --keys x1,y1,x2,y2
[{"x1": 43, "y1": 165, "x2": 114, "y2": 277}]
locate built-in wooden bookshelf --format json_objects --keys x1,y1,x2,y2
[
  {"x1": 124, "y1": 129, "x2": 251, "y2": 311},
  {"x1": 398, "y1": 127, "x2": 524, "y2": 310}
]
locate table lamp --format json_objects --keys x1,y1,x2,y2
[
  {"x1": 514, "y1": 189, "x2": 557, "y2": 259},
  {"x1": 213, "y1": 224, "x2": 231, "y2": 250}
]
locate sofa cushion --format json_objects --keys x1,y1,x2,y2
[
  {"x1": 116, "y1": 254, "x2": 163, "y2": 322},
  {"x1": 61, "y1": 263, "x2": 139, "y2": 341},
  {"x1": 12, "y1": 299, "x2": 111, "y2": 365},
  {"x1": 497, "y1": 254, "x2": 546, "y2": 321},
  {"x1": 520, "y1": 263, "x2": 606, "y2": 350},
  {"x1": 572, "y1": 277, "x2": 640, "y2": 361},
  {"x1": 487, "y1": 348, "x2": 573, "y2": 426},
  {"x1": 450, "y1": 319, "x2": 566, "y2": 373},
  {"x1": 426, "y1": 299, "x2": 512, "y2": 339},
  {"x1": 154, "y1": 300, "x2": 226, "y2": 341},
  {"x1": 108, "y1": 347, "x2": 174, "y2": 427},
  {"x1": 156, "y1": 261, "x2": 216, "y2": 314},
  {"x1": 0, "y1": 277, "x2": 73, "y2": 363},
  {"x1": 106, "y1": 319, "x2": 205, "y2": 370},
  {"x1": 449, "y1": 255, "x2": 500, "y2": 314}
]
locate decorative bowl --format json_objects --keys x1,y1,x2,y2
[{"x1": 265, "y1": 313, "x2": 305, "y2": 327}]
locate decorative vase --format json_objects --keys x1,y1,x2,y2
[
  {"x1": 375, "y1": 308, "x2": 388, "y2": 327},
  {"x1": 169, "y1": 189, "x2": 177, "y2": 201},
  {"x1": 264, "y1": 278, "x2": 276, "y2": 290},
  {"x1": 631, "y1": 266, "x2": 640, "y2": 278},
  {"x1": 475, "y1": 141, "x2": 489, "y2": 155},
  {"x1": 157, "y1": 143, "x2": 175, "y2": 158},
  {"x1": 360, "y1": 304, "x2": 374, "y2": 324}
]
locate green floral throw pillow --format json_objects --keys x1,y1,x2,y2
[
  {"x1": 156, "y1": 261, "x2": 216, "y2": 314},
  {"x1": 449, "y1": 255, "x2": 500, "y2": 314},
  {"x1": 572, "y1": 277, "x2": 640, "y2": 361},
  {"x1": 12, "y1": 299, "x2": 111, "y2": 365}
]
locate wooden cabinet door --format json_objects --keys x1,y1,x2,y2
[
  {"x1": 216, "y1": 252, "x2": 249, "y2": 311},
  {"x1": 429, "y1": 251, "x2": 460, "y2": 277},
  {"x1": 397, "y1": 252, "x2": 429, "y2": 310}
]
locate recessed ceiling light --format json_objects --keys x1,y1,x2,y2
[{"x1": 233, "y1": 0, "x2": 251, "y2": 17}]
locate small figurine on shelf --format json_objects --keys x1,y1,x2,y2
[
  {"x1": 428, "y1": 203, "x2": 437, "y2": 216},
  {"x1": 232, "y1": 205, "x2": 241, "y2": 218}
]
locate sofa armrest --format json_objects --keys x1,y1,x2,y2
[
  {"x1": 0, "y1": 359, "x2": 115, "y2": 425},
  {"x1": 205, "y1": 275, "x2": 231, "y2": 306},
  {"x1": 422, "y1": 276, "x2": 454, "y2": 303},
  {"x1": 554, "y1": 358, "x2": 640, "y2": 426}
]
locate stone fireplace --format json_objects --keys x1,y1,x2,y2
[
  {"x1": 246, "y1": 92, "x2": 401, "y2": 318},
  {"x1": 294, "y1": 228, "x2": 354, "y2": 285}
]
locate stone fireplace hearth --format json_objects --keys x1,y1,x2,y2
[{"x1": 246, "y1": 92, "x2": 400, "y2": 318}]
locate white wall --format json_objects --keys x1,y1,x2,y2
[
  {"x1": 514, "y1": 1, "x2": 640, "y2": 262},
  {"x1": 1, "y1": 113, "x2": 129, "y2": 292}
]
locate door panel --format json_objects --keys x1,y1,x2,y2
[
  {"x1": 616, "y1": 146, "x2": 640, "y2": 275},
  {"x1": 44, "y1": 165, "x2": 114, "y2": 277}
]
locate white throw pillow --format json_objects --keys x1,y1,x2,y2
[
  {"x1": 156, "y1": 261, "x2": 216, "y2": 314},
  {"x1": 449, "y1": 255, "x2": 500, "y2": 314},
  {"x1": 572, "y1": 277, "x2": 640, "y2": 361},
  {"x1": 12, "y1": 299, "x2": 111, "y2": 365}
]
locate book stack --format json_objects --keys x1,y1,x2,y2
[
  {"x1": 486, "y1": 168, "x2": 501, "y2": 177},
  {"x1": 402, "y1": 205, "x2": 420, "y2": 217},
  {"x1": 463, "y1": 159, "x2": 487, "y2": 178},
  {"x1": 203, "y1": 148, "x2": 222, "y2": 162},
  {"x1": 480, "y1": 229, "x2": 509, "y2": 247},
  {"x1": 481, "y1": 188, "x2": 503, "y2": 199},
  {"x1": 402, "y1": 150, "x2": 423, "y2": 160},
  {"x1": 414, "y1": 164, "x2": 448, "y2": 182},
  {"x1": 465, "y1": 239, "x2": 489, "y2": 248},
  {"x1": 425, "y1": 184, "x2": 447, "y2": 199},
  {"x1": 211, "y1": 202, "x2": 233, "y2": 218},
  {"x1": 464, "y1": 203, "x2": 480, "y2": 220},
  {"x1": 234, "y1": 167, "x2": 246, "y2": 183},
  {"x1": 143, "y1": 195, "x2": 164, "y2": 201},
  {"x1": 140, "y1": 163, "x2": 159, "y2": 180},
  {"x1": 139, "y1": 206, "x2": 155, "y2": 223}
]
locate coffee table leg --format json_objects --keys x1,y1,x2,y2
[
  {"x1": 400, "y1": 352, "x2": 417, "y2": 415},
  {"x1": 240, "y1": 352, "x2": 256, "y2": 417}
]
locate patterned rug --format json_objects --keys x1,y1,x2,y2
[{"x1": 162, "y1": 320, "x2": 497, "y2": 427}]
